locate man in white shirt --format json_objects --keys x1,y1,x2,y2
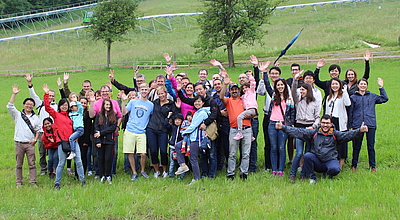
[{"x1": 7, "y1": 84, "x2": 41, "y2": 188}]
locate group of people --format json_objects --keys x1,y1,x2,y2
[{"x1": 8, "y1": 51, "x2": 388, "y2": 188}]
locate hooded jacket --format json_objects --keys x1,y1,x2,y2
[
  {"x1": 182, "y1": 107, "x2": 211, "y2": 142},
  {"x1": 282, "y1": 125, "x2": 362, "y2": 162},
  {"x1": 44, "y1": 94, "x2": 73, "y2": 141},
  {"x1": 42, "y1": 127, "x2": 60, "y2": 149},
  {"x1": 349, "y1": 88, "x2": 388, "y2": 129}
]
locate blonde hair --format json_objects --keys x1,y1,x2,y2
[
  {"x1": 139, "y1": 83, "x2": 149, "y2": 89},
  {"x1": 156, "y1": 86, "x2": 166, "y2": 94},
  {"x1": 127, "y1": 91, "x2": 138, "y2": 99},
  {"x1": 69, "y1": 92, "x2": 79, "y2": 101}
]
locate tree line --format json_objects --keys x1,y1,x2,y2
[{"x1": 0, "y1": 0, "x2": 91, "y2": 15}]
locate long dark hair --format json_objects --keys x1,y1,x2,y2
[
  {"x1": 58, "y1": 98, "x2": 69, "y2": 112},
  {"x1": 98, "y1": 99, "x2": 117, "y2": 125},
  {"x1": 300, "y1": 83, "x2": 315, "y2": 104},
  {"x1": 328, "y1": 78, "x2": 343, "y2": 101},
  {"x1": 273, "y1": 78, "x2": 289, "y2": 106}
]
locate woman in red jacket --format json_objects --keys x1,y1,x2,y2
[
  {"x1": 43, "y1": 84, "x2": 86, "y2": 190},
  {"x1": 41, "y1": 117, "x2": 60, "y2": 180}
]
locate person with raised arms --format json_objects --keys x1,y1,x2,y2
[
  {"x1": 7, "y1": 84, "x2": 41, "y2": 188},
  {"x1": 349, "y1": 77, "x2": 388, "y2": 172},
  {"x1": 276, "y1": 115, "x2": 368, "y2": 184}
]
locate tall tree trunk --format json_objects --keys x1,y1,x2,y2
[
  {"x1": 227, "y1": 43, "x2": 235, "y2": 68},
  {"x1": 107, "y1": 39, "x2": 111, "y2": 68}
]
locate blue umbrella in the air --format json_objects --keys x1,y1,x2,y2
[{"x1": 274, "y1": 28, "x2": 304, "y2": 64}]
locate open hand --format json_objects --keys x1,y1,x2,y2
[
  {"x1": 12, "y1": 84, "x2": 21, "y2": 94},
  {"x1": 317, "y1": 58, "x2": 325, "y2": 69},
  {"x1": 250, "y1": 55, "x2": 258, "y2": 66}
]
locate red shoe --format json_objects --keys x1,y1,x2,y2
[
  {"x1": 371, "y1": 168, "x2": 376, "y2": 172},
  {"x1": 350, "y1": 167, "x2": 356, "y2": 171}
]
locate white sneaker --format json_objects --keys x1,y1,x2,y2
[
  {"x1": 175, "y1": 166, "x2": 189, "y2": 175},
  {"x1": 188, "y1": 179, "x2": 196, "y2": 185},
  {"x1": 106, "y1": 176, "x2": 112, "y2": 185},
  {"x1": 309, "y1": 179, "x2": 316, "y2": 184},
  {"x1": 162, "y1": 171, "x2": 168, "y2": 178},
  {"x1": 66, "y1": 152, "x2": 76, "y2": 160},
  {"x1": 100, "y1": 176, "x2": 106, "y2": 183},
  {"x1": 88, "y1": 171, "x2": 93, "y2": 176},
  {"x1": 154, "y1": 171, "x2": 160, "y2": 178}
]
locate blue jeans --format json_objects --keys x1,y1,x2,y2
[
  {"x1": 87, "y1": 146, "x2": 93, "y2": 171},
  {"x1": 268, "y1": 121, "x2": 288, "y2": 172},
  {"x1": 176, "y1": 141, "x2": 201, "y2": 180},
  {"x1": 168, "y1": 148, "x2": 185, "y2": 178},
  {"x1": 249, "y1": 118, "x2": 259, "y2": 172},
  {"x1": 227, "y1": 127, "x2": 251, "y2": 176},
  {"x1": 290, "y1": 127, "x2": 310, "y2": 176},
  {"x1": 303, "y1": 152, "x2": 340, "y2": 180},
  {"x1": 47, "y1": 148, "x2": 59, "y2": 172},
  {"x1": 352, "y1": 128, "x2": 376, "y2": 168},
  {"x1": 55, "y1": 143, "x2": 85, "y2": 185},
  {"x1": 146, "y1": 128, "x2": 169, "y2": 166},
  {"x1": 263, "y1": 116, "x2": 271, "y2": 170},
  {"x1": 200, "y1": 139, "x2": 217, "y2": 178},
  {"x1": 69, "y1": 127, "x2": 84, "y2": 153}
]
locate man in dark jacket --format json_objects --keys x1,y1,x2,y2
[{"x1": 276, "y1": 114, "x2": 368, "y2": 184}]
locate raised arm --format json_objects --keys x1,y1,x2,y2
[
  {"x1": 42, "y1": 84, "x2": 57, "y2": 118},
  {"x1": 291, "y1": 70, "x2": 304, "y2": 105},
  {"x1": 362, "y1": 51, "x2": 370, "y2": 80},
  {"x1": 313, "y1": 58, "x2": 327, "y2": 90},
  {"x1": 63, "y1": 73, "x2": 72, "y2": 98},
  {"x1": 25, "y1": 74, "x2": 44, "y2": 108},
  {"x1": 375, "y1": 78, "x2": 389, "y2": 104}
]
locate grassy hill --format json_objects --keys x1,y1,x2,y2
[{"x1": 0, "y1": 0, "x2": 399, "y2": 71}]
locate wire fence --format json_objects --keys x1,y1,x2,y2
[{"x1": 1, "y1": 51, "x2": 400, "y2": 77}]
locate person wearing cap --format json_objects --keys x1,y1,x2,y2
[
  {"x1": 220, "y1": 73, "x2": 252, "y2": 180},
  {"x1": 66, "y1": 93, "x2": 84, "y2": 160},
  {"x1": 7, "y1": 84, "x2": 41, "y2": 188}
]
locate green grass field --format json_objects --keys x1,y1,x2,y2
[
  {"x1": 1, "y1": 0, "x2": 399, "y2": 218},
  {"x1": 0, "y1": 59, "x2": 399, "y2": 219}
]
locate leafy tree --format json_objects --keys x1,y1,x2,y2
[
  {"x1": 88, "y1": 0, "x2": 138, "y2": 68},
  {"x1": 194, "y1": 0, "x2": 285, "y2": 68}
]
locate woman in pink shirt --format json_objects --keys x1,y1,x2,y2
[{"x1": 266, "y1": 78, "x2": 295, "y2": 177}]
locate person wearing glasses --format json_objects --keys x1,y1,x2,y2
[
  {"x1": 8, "y1": 84, "x2": 41, "y2": 188},
  {"x1": 276, "y1": 114, "x2": 368, "y2": 184},
  {"x1": 325, "y1": 78, "x2": 351, "y2": 169}
]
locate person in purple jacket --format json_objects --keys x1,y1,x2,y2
[{"x1": 349, "y1": 77, "x2": 388, "y2": 172}]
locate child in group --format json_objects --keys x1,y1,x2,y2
[
  {"x1": 127, "y1": 91, "x2": 139, "y2": 100},
  {"x1": 165, "y1": 113, "x2": 184, "y2": 178},
  {"x1": 67, "y1": 93, "x2": 84, "y2": 160},
  {"x1": 234, "y1": 72, "x2": 258, "y2": 140},
  {"x1": 41, "y1": 117, "x2": 60, "y2": 180},
  {"x1": 181, "y1": 110, "x2": 194, "y2": 156},
  {"x1": 94, "y1": 99, "x2": 118, "y2": 184}
]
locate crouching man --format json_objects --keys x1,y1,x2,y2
[{"x1": 276, "y1": 114, "x2": 368, "y2": 184}]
